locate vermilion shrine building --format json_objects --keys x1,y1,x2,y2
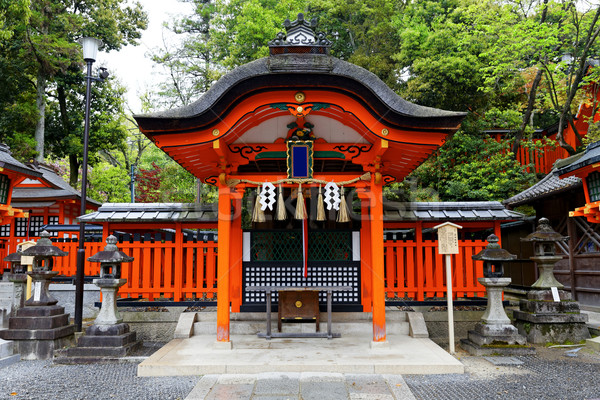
[{"x1": 126, "y1": 15, "x2": 521, "y2": 343}]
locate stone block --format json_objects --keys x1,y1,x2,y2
[
  {"x1": 519, "y1": 299, "x2": 581, "y2": 314},
  {"x1": 407, "y1": 312, "x2": 428, "y2": 338},
  {"x1": 513, "y1": 310, "x2": 588, "y2": 324},
  {"x1": 86, "y1": 323, "x2": 130, "y2": 336},
  {"x1": 473, "y1": 322, "x2": 520, "y2": 337},
  {"x1": 0, "y1": 338, "x2": 13, "y2": 358},
  {"x1": 9, "y1": 313, "x2": 69, "y2": 330},
  {"x1": 0, "y1": 323, "x2": 76, "y2": 341},
  {"x1": 16, "y1": 305, "x2": 65, "y2": 317},
  {"x1": 59, "y1": 341, "x2": 140, "y2": 358},
  {"x1": 467, "y1": 329, "x2": 527, "y2": 346},
  {"x1": 527, "y1": 289, "x2": 572, "y2": 301},
  {"x1": 15, "y1": 335, "x2": 75, "y2": 360},
  {"x1": 460, "y1": 338, "x2": 535, "y2": 356},
  {"x1": 514, "y1": 320, "x2": 591, "y2": 344},
  {"x1": 586, "y1": 336, "x2": 600, "y2": 351},
  {"x1": 78, "y1": 331, "x2": 137, "y2": 348},
  {"x1": 174, "y1": 312, "x2": 198, "y2": 339}
]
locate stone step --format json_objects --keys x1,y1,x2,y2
[
  {"x1": 0, "y1": 324, "x2": 76, "y2": 340},
  {"x1": 193, "y1": 310, "x2": 408, "y2": 323},
  {"x1": 0, "y1": 337, "x2": 19, "y2": 368},
  {"x1": 9, "y1": 313, "x2": 70, "y2": 330},
  {"x1": 192, "y1": 320, "x2": 410, "y2": 336},
  {"x1": 54, "y1": 341, "x2": 142, "y2": 363},
  {"x1": 77, "y1": 331, "x2": 137, "y2": 348},
  {"x1": 16, "y1": 305, "x2": 66, "y2": 317}
]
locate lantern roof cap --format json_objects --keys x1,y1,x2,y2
[
  {"x1": 21, "y1": 231, "x2": 68, "y2": 257},
  {"x1": 521, "y1": 218, "x2": 568, "y2": 242},
  {"x1": 3, "y1": 249, "x2": 22, "y2": 263},
  {"x1": 87, "y1": 235, "x2": 134, "y2": 263},
  {"x1": 472, "y1": 234, "x2": 516, "y2": 261}
]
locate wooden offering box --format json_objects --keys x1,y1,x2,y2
[{"x1": 277, "y1": 290, "x2": 320, "y2": 332}]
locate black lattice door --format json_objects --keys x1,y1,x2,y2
[{"x1": 242, "y1": 230, "x2": 360, "y2": 307}]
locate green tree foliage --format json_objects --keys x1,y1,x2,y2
[
  {"x1": 411, "y1": 131, "x2": 538, "y2": 201},
  {"x1": 0, "y1": 0, "x2": 148, "y2": 183}
]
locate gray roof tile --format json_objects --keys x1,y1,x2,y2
[
  {"x1": 504, "y1": 169, "x2": 582, "y2": 207},
  {"x1": 79, "y1": 203, "x2": 218, "y2": 223},
  {"x1": 383, "y1": 201, "x2": 523, "y2": 222}
]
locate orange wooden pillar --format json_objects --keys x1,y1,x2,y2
[
  {"x1": 370, "y1": 178, "x2": 386, "y2": 342},
  {"x1": 216, "y1": 185, "x2": 232, "y2": 342},
  {"x1": 357, "y1": 189, "x2": 372, "y2": 312},
  {"x1": 230, "y1": 194, "x2": 243, "y2": 313}
]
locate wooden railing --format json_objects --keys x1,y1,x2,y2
[
  {"x1": 0, "y1": 237, "x2": 219, "y2": 301},
  {"x1": 1, "y1": 236, "x2": 486, "y2": 303},
  {"x1": 384, "y1": 239, "x2": 487, "y2": 301}
]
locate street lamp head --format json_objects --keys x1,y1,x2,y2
[
  {"x1": 78, "y1": 37, "x2": 103, "y2": 62},
  {"x1": 99, "y1": 67, "x2": 109, "y2": 80}
]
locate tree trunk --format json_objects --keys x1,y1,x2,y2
[
  {"x1": 69, "y1": 153, "x2": 79, "y2": 188},
  {"x1": 512, "y1": 68, "x2": 544, "y2": 155},
  {"x1": 34, "y1": 70, "x2": 46, "y2": 162}
]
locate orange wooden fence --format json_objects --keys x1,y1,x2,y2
[
  {"x1": 1, "y1": 237, "x2": 488, "y2": 303},
  {"x1": 0, "y1": 237, "x2": 219, "y2": 301},
  {"x1": 384, "y1": 239, "x2": 487, "y2": 301}
]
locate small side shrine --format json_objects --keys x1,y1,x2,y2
[
  {"x1": 134, "y1": 14, "x2": 479, "y2": 344},
  {"x1": 0, "y1": 144, "x2": 42, "y2": 228},
  {"x1": 558, "y1": 141, "x2": 600, "y2": 222}
]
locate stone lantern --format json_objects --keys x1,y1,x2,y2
[
  {"x1": 461, "y1": 234, "x2": 533, "y2": 355},
  {"x1": 54, "y1": 235, "x2": 140, "y2": 363},
  {"x1": 520, "y1": 217, "x2": 566, "y2": 289},
  {"x1": 21, "y1": 231, "x2": 68, "y2": 306},
  {"x1": 513, "y1": 218, "x2": 589, "y2": 344},
  {"x1": 4, "y1": 249, "x2": 27, "y2": 312},
  {"x1": 0, "y1": 231, "x2": 75, "y2": 360},
  {"x1": 87, "y1": 235, "x2": 133, "y2": 325}
]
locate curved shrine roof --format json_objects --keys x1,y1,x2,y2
[{"x1": 134, "y1": 16, "x2": 466, "y2": 184}]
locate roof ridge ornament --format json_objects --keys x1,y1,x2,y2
[{"x1": 269, "y1": 13, "x2": 331, "y2": 55}]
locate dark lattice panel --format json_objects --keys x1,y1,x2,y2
[
  {"x1": 0, "y1": 174, "x2": 9, "y2": 204},
  {"x1": 243, "y1": 261, "x2": 360, "y2": 304},
  {"x1": 15, "y1": 216, "x2": 44, "y2": 237},
  {"x1": 251, "y1": 230, "x2": 351, "y2": 262},
  {"x1": 0, "y1": 224, "x2": 10, "y2": 237},
  {"x1": 48, "y1": 216, "x2": 59, "y2": 237},
  {"x1": 588, "y1": 171, "x2": 600, "y2": 202}
]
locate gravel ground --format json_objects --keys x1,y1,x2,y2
[
  {"x1": 0, "y1": 343, "x2": 198, "y2": 400},
  {"x1": 2, "y1": 344, "x2": 600, "y2": 400},
  {"x1": 405, "y1": 346, "x2": 600, "y2": 400}
]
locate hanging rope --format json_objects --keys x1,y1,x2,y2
[
  {"x1": 275, "y1": 183, "x2": 287, "y2": 221},
  {"x1": 227, "y1": 172, "x2": 371, "y2": 188},
  {"x1": 316, "y1": 184, "x2": 326, "y2": 221},
  {"x1": 336, "y1": 185, "x2": 350, "y2": 223}
]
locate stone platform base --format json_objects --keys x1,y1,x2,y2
[
  {"x1": 0, "y1": 305, "x2": 75, "y2": 360},
  {"x1": 460, "y1": 339, "x2": 536, "y2": 356},
  {"x1": 54, "y1": 323, "x2": 141, "y2": 364},
  {"x1": 0, "y1": 339, "x2": 19, "y2": 368},
  {"x1": 513, "y1": 291, "x2": 591, "y2": 345},
  {"x1": 514, "y1": 319, "x2": 590, "y2": 344}
]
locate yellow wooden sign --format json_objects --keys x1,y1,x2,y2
[{"x1": 434, "y1": 222, "x2": 462, "y2": 255}]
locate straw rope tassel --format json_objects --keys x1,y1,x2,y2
[
  {"x1": 295, "y1": 183, "x2": 307, "y2": 220},
  {"x1": 276, "y1": 183, "x2": 287, "y2": 221},
  {"x1": 316, "y1": 184, "x2": 326, "y2": 221},
  {"x1": 252, "y1": 186, "x2": 266, "y2": 223},
  {"x1": 337, "y1": 186, "x2": 350, "y2": 223}
]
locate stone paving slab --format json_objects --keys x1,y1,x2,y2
[
  {"x1": 138, "y1": 333, "x2": 463, "y2": 376},
  {"x1": 184, "y1": 373, "x2": 416, "y2": 400}
]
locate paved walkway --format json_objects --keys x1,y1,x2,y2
[
  {"x1": 2, "y1": 344, "x2": 600, "y2": 399},
  {"x1": 185, "y1": 372, "x2": 415, "y2": 400}
]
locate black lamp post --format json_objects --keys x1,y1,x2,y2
[{"x1": 74, "y1": 36, "x2": 103, "y2": 332}]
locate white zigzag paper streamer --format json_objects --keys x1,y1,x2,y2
[
  {"x1": 324, "y1": 181, "x2": 340, "y2": 211},
  {"x1": 259, "y1": 182, "x2": 276, "y2": 211}
]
